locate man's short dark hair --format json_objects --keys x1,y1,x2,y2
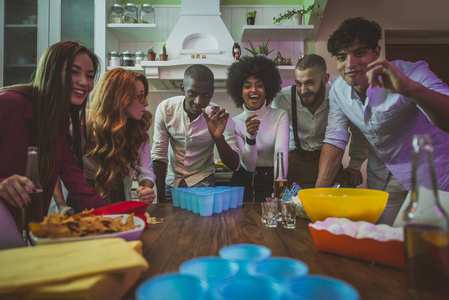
[
  {"x1": 184, "y1": 64, "x2": 214, "y2": 83},
  {"x1": 296, "y1": 54, "x2": 327, "y2": 76},
  {"x1": 327, "y1": 17, "x2": 382, "y2": 56}
]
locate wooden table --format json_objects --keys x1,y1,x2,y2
[{"x1": 135, "y1": 203, "x2": 446, "y2": 300}]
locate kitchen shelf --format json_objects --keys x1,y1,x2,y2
[
  {"x1": 107, "y1": 24, "x2": 157, "y2": 42},
  {"x1": 241, "y1": 25, "x2": 314, "y2": 42},
  {"x1": 106, "y1": 65, "x2": 144, "y2": 72}
]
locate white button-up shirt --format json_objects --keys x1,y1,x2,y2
[{"x1": 151, "y1": 96, "x2": 240, "y2": 187}]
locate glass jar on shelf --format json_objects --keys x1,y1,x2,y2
[
  {"x1": 122, "y1": 51, "x2": 135, "y2": 67},
  {"x1": 140, "y1": 4, "x2": 155, "y2": 24},
  {"x1": 124, "y1": 3, "x2": 138, "y2": 24},
  {"x1": 134, "y1": 51, "x2": 146, "y2": 65},
  {"x1": 108, "y1": 4, "x2": 124, "y2": 24},
  {"x1": 108, "y1": 50, "x2": 122, "y2": 67}
]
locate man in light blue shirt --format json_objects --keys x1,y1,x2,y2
[{"x1": 316, "y1": 17, "x2": 449, "y2": 225}]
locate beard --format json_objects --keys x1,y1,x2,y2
[{"x1": 299, "y1": 80, "x2": 325, "y2": 107}]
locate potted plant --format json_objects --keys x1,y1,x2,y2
[
  {"x1": 272, "y1": 4, "x2": 322, "y2": 25},
  {"x1": 244, "y1": 39, "x2": 274, "y2": 57},
  {"x1": 159, "y1": 43, "x2": 168, "y2": 61},
  {"x1": 246, "y1": 10, "x2": 257, "y2": 25},
  {"x1": 147, "y1": 46, "x2": 156, "y2": 61}
]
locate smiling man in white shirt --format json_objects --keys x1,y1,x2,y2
[
  {"x1": 152, "y1": 64, "x2": 240, "y2": 203},
  {"x1": 316, "y1": 17, "x2": 449, "y2": 225}
]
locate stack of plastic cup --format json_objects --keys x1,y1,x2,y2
[
  {"x1": 136, "y1": 273, "x2": 208, "y2": 300},
  {"x1": 172, "y1": 186, "x2": 245, "y2": 217}
]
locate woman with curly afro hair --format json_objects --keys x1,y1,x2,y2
[{"x1": 226, "y1": 55, "x2": 290, "y2": 202}]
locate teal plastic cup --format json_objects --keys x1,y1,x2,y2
[
  {"x1": 229, "y1": 187, "x2": 239, "y2": 208},
  {"x1": 236, "y1": 187, "x2": 245, "y2": 206},
  {"x1": 136, "y1": 273, "x2": 208, "y2": 300},
  {"x1": 171, "y1": 188, "x2": 181, "y2": 207},
  {"x1": 185, "y1": 189, "x2": 194, "y2": 211},
  {"x1": 221, "y1": 189, "x2": 231, "y2": 211},
  {"x1": 213, "y1": 190, "x2": 224, "y2": 214},
  {"x1": 179, "y1": 189, "x2": 187, "y2": 209},
  {"x1": 284, "y1": 275, "x2": 360, "y2": 300},
  {"x1": 179, "y1": 257, "x2": 239, "y2": 299},
  {"x1": 219, "y1": 244, "x2": 271, "y2": 275},
  {"x1": 191, "y1": 193, "x2": 199, "y2": 214},
  {"x1": 213, "y1": 276, "x2": 283, "y2": 300},
  {"x1": 247, "y1": 257, "x2": 308, "y2": 284},
  {"x1": 197, "y1": 191, "x2": 214, "y2": 216}
]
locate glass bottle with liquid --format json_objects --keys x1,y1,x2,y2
[
  {"x1": 25, "y1": 147, "x2": 44, "y2": 225},
  {"x1": 403, "y1": 135, "x2": 449, "y2": 296},
  {"x1": 274, "y1": 152, "x2": 287, "y2": 199}
]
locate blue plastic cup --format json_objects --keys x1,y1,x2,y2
[
  {"x1": 284, "y1": 275, "x2": 360, "y2": 300},
  {"x1": 220, "y1": 189, "x2": 231, "y2": 211},
  {"x1": 179, "y1": 189, "x2": 187, "y2": 209},
  {"x1": 191, "y1": 192, "x2": 200, "y2": 214},
  {"x1": 235, "y1": 187, "x2": 245, "y2": 206},
  {"x1": 247, "y1": 257, "x2": 308, "y2": 284},
  {"x1": 185, "y1": 189, "x2": 194, "y2": 211},
  {"x1": 219, "y1": 244, "x2": 271, "y2": 275},
  {"x1": 136, "y1": 273, "x2": 208, "y2": 300},
  {"x1": 180, "y1": 257, "x2": 239, "y2": 299},
  {"x1": 213, "y1": 190, "x2": 224, "y2": 214},
  {"x1": 213, "y1": 276, "x2": 283, "y2": 300},
  {"x1": 197, "y1": 191, "x2": 214, "y2": 216},
  {"x1": 171, "y1": 188, "x2": 181, "y2": 207},
  {"x1": 229, "y1": 187, "x2": 239, "y2": 208}
]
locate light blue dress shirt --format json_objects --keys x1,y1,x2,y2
[{"x1": 324, "y1": 60, "x2": 449, "y2": 191}]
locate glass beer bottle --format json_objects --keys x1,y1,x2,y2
[
  {"x1": 274, "y1": 152, "x2": 287, "y2": 199},
  {"x1": 25, "y1": 147, "x2": 44, "y2": 225},
  {"x1": 403, "y1": 135, "x2": 449, "y2": 296}
]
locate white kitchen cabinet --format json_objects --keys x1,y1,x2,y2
[{"x1": 0, "y1": 0, "x2": 94, "y2": 87}]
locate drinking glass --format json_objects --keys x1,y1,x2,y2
[{"x1": 282, "y1": 201, "x2": 296, "y2": 229}]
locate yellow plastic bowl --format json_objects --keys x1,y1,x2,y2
[{"x1": 298, "y1": 188, "x2": 388, "y2": 223}]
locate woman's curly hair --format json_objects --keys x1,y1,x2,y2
[
  {"x1": 86, "y1": 68, "x2": 151, "y2": 201},
  {"x1": 226, "y1": 55, "x2": 282, "y2": 108},
  {"x1": 327, "y1": 17, "x2": 382, "y2": 56}
]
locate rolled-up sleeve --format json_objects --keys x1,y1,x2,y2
[
  {"x1": 323, "y1": 86, "x2": 350, "y2": 151},
  {"x1": 136, "y1": 138, "x2": 156, "y2": 184},
  {"x1": 151, "y1": 103, "x2": 170, "y2": 164}
]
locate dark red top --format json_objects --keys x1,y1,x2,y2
[{"x1": 0, "y1": 91, "x2": 107, "y2": 220}]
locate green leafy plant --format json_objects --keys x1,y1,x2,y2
[
  {"x1": 246, "y1": 10, "x2": 257, "y2": 18},
  {"x1": 244, "y1": 39, "x2": 274, "y2": 56},
  {"x1": 161, "y1": 43, "x2": 167, "y2": 55},
  {"x1": 272, "y1": 4, "x2": 322, "y2": 25},
  {"x1": 147, "y1": 46, "x2": 155, "y2": 55}
]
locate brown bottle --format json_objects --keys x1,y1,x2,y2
[
  {"x1": 25, "y1": 147, "x2": 44, "y2": 225},
  {"x1": 403, "y1": 135, "x2": 449, "y2": 296}
]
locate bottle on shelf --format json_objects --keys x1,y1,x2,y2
[
  {"x1": 403, "y1": 134, "x2": 449, "y2": 296},
  {"x1": 108, "y1": 50, "x2": 122, "y2": 67}
]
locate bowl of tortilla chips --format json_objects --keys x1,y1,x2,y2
[{"x1": 28, "y1": 210, "x2": 145, "y2": 245}]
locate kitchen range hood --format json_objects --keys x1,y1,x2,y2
[{"x1": 141, "y1": 0, "x2": 235, "y2": 90}]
